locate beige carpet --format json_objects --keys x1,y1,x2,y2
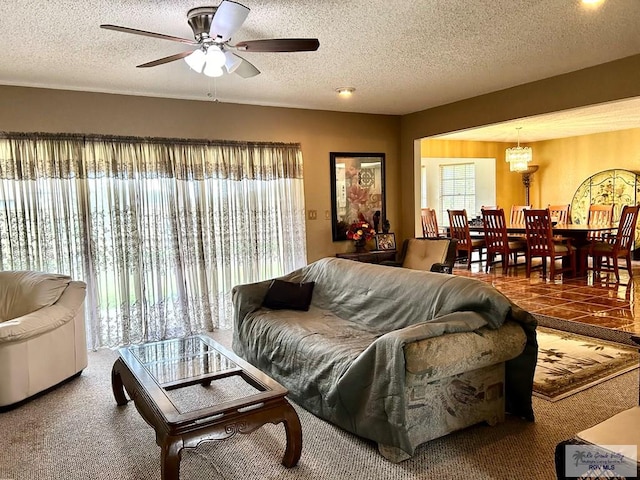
[
  {"x1": 534, "y1": 327, "x2": 639, "y2": 402},
  {"x1": 0, "y1": 344, "x2": 638, "y2": 480}
]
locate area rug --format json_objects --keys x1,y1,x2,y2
[
  {"x1": 534, "y1": 312, "x2": 636, "y2": 346},
  {"x1": 534, "y1": 326, "x2": 639, "y2": 402}
]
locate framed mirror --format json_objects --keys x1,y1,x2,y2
[{"x1": 330, "y1": 152, "x2": 386, "y2": 241}]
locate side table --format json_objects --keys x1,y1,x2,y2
[{"x1": 336, "y1": 250, "x2": 396, "y2": 264}]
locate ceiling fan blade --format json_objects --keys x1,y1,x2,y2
[
  {"x1": 100, "y1": 24, "x2": 198, "y2": 45},
  {"x1": 210, "y1": 0, "x2": 250, "y2": 42},
  {"x1": 235, "y1": 38, "x2": 320, "y2": 52},
  {"x1": 234, "y1": 56, "x2": 260, "y2": 78},
  {"x1": 137, "y1": 50, "x2": 194, "y2": 68}
]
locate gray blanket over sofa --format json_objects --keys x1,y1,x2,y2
[{"x1": 232, "y1": 257, "x2": 537, "y2": 457}]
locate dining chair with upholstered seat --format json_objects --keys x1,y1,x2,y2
[
  {"x1": 586, "y1": 204, "x2": 614, "y2": 240},
  {"x1": 510, "y1": 205, "x2": 532, "y2": 225},
  {"x1": 524, "y1": 209, "x2": 576, "y2": 279},
  {"x1": 481, "y1": 208, "x2": 526, "y2": 274},
  {"x1": 586, "y1": 204, "x2": 639, "y2": 281},
  {"x1": 548, "y1": 204, "x2": 570, "y2": 224},
  {"x1": 421, "y1": 208, "x2": 444, "y2": 239},
  {"x1": 508, "y1": 204, "x2": 532, "y2": 241},
  {"x1": 447, "y1": 209, "x2": 485, "y2": 269}
]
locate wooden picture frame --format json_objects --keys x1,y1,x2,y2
[{"x1": 375, "y1": 233, "x2": 396, "y2": 251}]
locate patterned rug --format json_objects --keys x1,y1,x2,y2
[
  {"x1": 534, "y1": 326, "x2": 639, "y2": 401},
  {"x1": 534, "y1": 312, "x2": 636, "y2": 346}
]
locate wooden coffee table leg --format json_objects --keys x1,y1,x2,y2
[
  {"x1": 160, "y1": 439, "x2": 183, "y2": 480},
  {"x1": 111, "y1": 359, "x2": 128, "y2": 406},
  {"x1": 280, "y1": 401, "x2": 303, "y2": 468}
]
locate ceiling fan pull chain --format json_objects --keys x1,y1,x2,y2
[{"x1": 207, "y1": 77, "x2": 219, "y2": 103}]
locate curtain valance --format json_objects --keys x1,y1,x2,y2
[{"x1": 0, "y1": 132, "x2": 303, "y2": 181}]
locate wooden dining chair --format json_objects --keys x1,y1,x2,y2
[
  {"x1": 481, "y1": 208, "x2": 526, "y2": 274},
  {"x1": 508, "y1": 204, "x2": 532, "y2": 242},
  {"x1": 587, "y1": 204, "x2": 639, "y2": 281},
  {"x1": 547, "y1": 204, "x2": 570, "y2": 224},
  {"x1": 586, "y1": 204, "x2": 614, "y2": 240},
  {"x1": 524, "y1": 209, "x2": 576, "y2": 279},
  {"x1": 447, "y1": 209, "x2": 485, "y2": 270},
  {"x1": 510, "y1": 205, "x2": 532, "y2": 225},
  {"x1": 420, "y1": 208, "x2": 443, "y2": 238}
]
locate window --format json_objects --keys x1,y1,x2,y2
[{"x1": 440, "y1": 163, "x2": 476, "y2": 226}]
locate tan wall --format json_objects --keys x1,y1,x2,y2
[
  {"x1": 532, "y1": 128, "x2": 640, "y2": 208},
  {"x1": 401, "y1": 54, "x2": 640, "y2": 241},
  {"x1": 0, "y1": 85, "x2": 400, "y2": 263}
]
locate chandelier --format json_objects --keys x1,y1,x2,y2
[{"x1": 505, "y1": 127, "x2": 533, "y2": 173}]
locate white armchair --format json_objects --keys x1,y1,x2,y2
[{"x1": 0, "y1": 271, "x2": 87, "y2": 409}]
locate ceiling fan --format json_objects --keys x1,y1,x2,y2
[{"x1": 100, "y1": 1, "x2": 320, "y2": 78}]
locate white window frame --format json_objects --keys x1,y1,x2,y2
[{"x1": 439, "y1": 163, "x2": 476, "y2": 226}]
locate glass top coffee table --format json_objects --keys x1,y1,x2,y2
[{"x1": 111, "y1": 335, "x2": 302, "y2": 479}]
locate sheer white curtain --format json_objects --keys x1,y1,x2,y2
[{"x1": 0, "y1": 133, "x2": 307, "y2": 348}]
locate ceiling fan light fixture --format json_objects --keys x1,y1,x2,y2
[
  {"x1": 184, "y1": 49, "x2": 206, "y2": 73},
  {"x1": 203, "y1": 63, "x2": 224, "y2": 78},
  {"x1": 224, "y1": 51, "x2": 242, "y2": 73},
  {"x1": 336, "y1": 87, "x2": 355, "y2": 98},
  {"x1": 100, "y1": 1, "x2": 319, "y2": 78},
  {"x1": 205, "y1": 45, "x2": 227, "y2": 68}
]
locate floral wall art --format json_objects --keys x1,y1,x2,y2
[{"x1": 330, "y1": 152, "x2": 385, "y2": 241}]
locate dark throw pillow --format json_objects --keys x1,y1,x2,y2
[{"x1": 262, "y1": 279, "x2": 315, "y2": 311}]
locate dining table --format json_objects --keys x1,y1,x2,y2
[
  {"x1": 465, "y1": 222, "x2": 618, "y2": 277},
  {"x1": 468, "y1": 222, "x2": 616, "y2": 239}
]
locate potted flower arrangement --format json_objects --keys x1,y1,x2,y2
[{"x1": 346, "y1": 220, "x2": 376, "y2": 252}]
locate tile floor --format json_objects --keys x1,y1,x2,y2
[{"x1": 452, "y1": 256, "x2": 640, "y2": 335}]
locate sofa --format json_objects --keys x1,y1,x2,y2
[
  {"x1": 232, "y1": 257, "x2": 537, "y2": 462},
  {"x1": 0, "y1": 271, "x2": 88, "y2": 409}
]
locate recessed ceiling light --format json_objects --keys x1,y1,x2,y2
[
  {"x1": 336, "y1": 87, "x2": 355, "y2": 98},
  {"x1": 582, "y1": 0, "x2": 604, "y2": 6}
]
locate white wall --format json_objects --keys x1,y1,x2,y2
[{"x1": 421, "y1": 157, "x2": 496, "y2": 228}]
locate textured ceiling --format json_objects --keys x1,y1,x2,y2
[
  {"x1": 434, "y1": 96, "x2": 640, "y2": 142},
  {"x1": 1, "y1": 1, "x2": 639, "y2": 139}
]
